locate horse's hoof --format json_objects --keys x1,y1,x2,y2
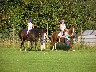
[
  {"x1": 20, "y1": 49, "x2": 22, "y2": 51},
  {"x1": 25, "y1": 49, "x2": 27, "y2": 51},
  {"x1": 56, "y1": 49, "x2": 57, "y2": 51},
  {"x1": 72, "y1": 50, "x2": 75, "y2": 51}
]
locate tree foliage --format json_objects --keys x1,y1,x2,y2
[{"x1": 0, "y1": 0, "x2": 96, "y2": 36}]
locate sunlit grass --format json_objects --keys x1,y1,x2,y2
[{"x1": 0, "y1": 47, "x2": 96, "y2": 72}]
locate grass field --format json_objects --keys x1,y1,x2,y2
[{"x1": 0, "y1": 47, "x2": 96, "y2": 72}]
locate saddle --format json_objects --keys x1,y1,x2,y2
[{"x1": 58, "y1": 31, "x2": 65, "y2": 37}]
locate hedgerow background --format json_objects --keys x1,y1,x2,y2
[{"x1": 0, "y1": 0, "x2": 96, "y2": 47}]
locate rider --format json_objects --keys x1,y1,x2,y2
[
  {"x1": 58, "y1": 19, "x2": 66, "y2": 37},
  {"x1": 27, "y1": 18, "x2": 34, "y2": 35}
]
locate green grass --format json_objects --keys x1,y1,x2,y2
[{"x1": 0, "y1": 48, "x2": 96, "y2": 72}]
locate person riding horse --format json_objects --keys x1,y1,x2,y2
[
  {"x1": 58, "y1": 19, "x2": 66, "y2": 42},
  {"x1": 51, "y1": 23, "x2": 75, "y2": 50},
  {"x1": 58, "y1": 20, "x2": 66, "y2": 35},
  {"x1": 18, "y1": 28, "x2": 47, "y2": 51},
  {"x1": 27, "y1": 18, "x2": 34, "y2": 36}
]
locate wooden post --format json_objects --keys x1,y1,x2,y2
[
  {"x1": 80, "y1": 25, "x2": 83, "y2": 47},
  {"x1": 13, "y1": 24, "x2": 15, "y2": 48},
  {"x1": 81, "y1": 25, "x2": 83, "y2": 40},
  {"x1": 47, "y1": 23, "x2": 48, "y2": 36}
]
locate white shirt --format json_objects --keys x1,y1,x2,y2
[
  {"x1": 60, "y1": 24, "x2": 66, "y2": 31},
  {"x1": 28, "y1": 22, "x2": 33, "y2": 30}
]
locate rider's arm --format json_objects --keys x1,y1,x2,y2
[{"x1": 32, "y1": 24, "x2": 34, "y2": 28}]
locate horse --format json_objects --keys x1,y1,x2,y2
[
  {"x1": 18, "y1": 28, "x2": 47, "y2": 51},
  {"x1": 51, "y1": 26, "x2": 75, "y2": 50}
]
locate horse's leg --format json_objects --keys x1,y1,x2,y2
[
  {"x1": 55, "y1": 43, "x2": 57, "y2": 50},
  {"x1": 30, "y1": 41, "x2": 33, "y2": 50},
  {"x1": 59, "y1": 38, "x2": 60, "y2": 42},
  {"x1": 40, "y1": 37, "x2": 44, "y2": 51},
  {"x1": 28, "y1": 41, "x2": 30, "y2": 48},
  {"x1": 52, "y1": 43, "x2": 57, "y2": 50},
  {"x1": 40, "y1": 44, "x2": 43, "y2": 51},
  {"x1": 20, "y1": 42, "x2": 22, "y2": 51},
  {"x1": 43, "y1": 42, "x2": 45, "y2": 50},
  {"x1": 34, "y1": 41, "x2": 37, "y2": 51},
  {"x1": 20, "y1": 41, "x2": 24, "y2": 51},
  {"x1": 52, "y1": 42, "x2": 56, "y2": 50},
  {"x1": 52, "y1": 42, "x2": 55, "y2": 50}
]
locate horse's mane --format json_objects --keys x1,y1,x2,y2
[{"x1": 52, "y1": 31, "x2": 60, "y2": 34}]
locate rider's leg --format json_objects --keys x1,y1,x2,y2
[{"x1": 61, "y1": 30, "x2": 64, "y2": 36}]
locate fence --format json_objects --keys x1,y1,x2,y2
[
  {"x1": 76, "y1": 30, "x2": 96, "y2": 46},
  {"x1": 0, "y1": 32, "x2": 20, "y2": 48}
]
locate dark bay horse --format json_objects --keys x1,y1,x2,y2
[
  {"x1": 51, "y1": 26, "x2": 75, "y2": 50},
  {"x1": 18, "y1": 28, "x2": 46, "y2": 51}
]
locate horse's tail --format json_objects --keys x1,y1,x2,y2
[
  {"x1": 51, "y1": 34, "x2": 53, "y2": 43},
  {"x1": 18, "y1": 29, "x2": 23, "y2": 40}
]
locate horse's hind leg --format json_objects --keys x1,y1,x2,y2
[
  {"x1": 35, "y1": 41, "x2": 38, "y2": 51},
  {"x1": 52, "y1": 43, "x2": 56, "y2": 50},
  {"x1": 55, "y1": 43, "x2": 57, "y2": 50},
  {"x1": 20, "y1": 41, "x2": 25, "y2": 51},
  {"x1": 30, "y1": 41, "x2": 33, "y2": 51}
]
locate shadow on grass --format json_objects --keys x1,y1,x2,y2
[{"x1": 49, "y1": 42, "x2": 71, "y2": 51}]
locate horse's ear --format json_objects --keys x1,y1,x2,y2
[
  {"x1": 34, "y1": 26, "x2": 37, "y2": 28},
  {"x1": 73, "y1": 24, "x2": 77, "y2": 28},
  {"x1": 45, "y1": 29, "x2": 47, "y2": 32},
  {"x1": 43, "y1": 28, "x2": 47, "y2": 33},
  {"x1": 68, "y1": 25, "x2": 71, "y2": 28}
]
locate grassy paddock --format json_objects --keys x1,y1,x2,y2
[{"x1": 0, "y1": 47, "x2": 96, "y2": 72}]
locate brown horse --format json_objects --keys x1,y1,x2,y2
[
  {"x1": 51, "y1": 26, "x2": 75, "y2": 50},
  {"x1": 18, "y1": 28, "x2": 47, "y2": 51}
]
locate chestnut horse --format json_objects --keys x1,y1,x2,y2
[{"x1": 51, "y1": 26, "x2": 75, "y2": 50}]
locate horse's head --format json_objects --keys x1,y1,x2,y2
[
  {"x1": 68, "y1": 25, "x2": 76, "y2": 37},
  {"x1": 37, "y1": 28, "x2": 46, "y2": 38},
  {"x1": 43, "y1": 33, "x2": 51, "y2": 42}
]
